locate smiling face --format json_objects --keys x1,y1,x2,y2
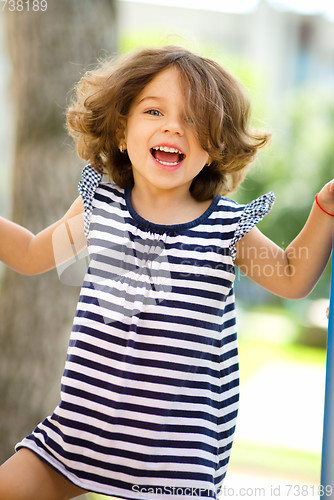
[{"x1": 123, "y1": 66, "x2": 210, "y2": 198}]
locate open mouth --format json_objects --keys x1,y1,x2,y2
[{"x1": 150, "y1": 146, "x2": 185, "y2": 166}]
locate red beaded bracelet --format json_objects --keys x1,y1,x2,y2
[{"x1": 315, "y1": 193, "x2": 334, "y2": 217}]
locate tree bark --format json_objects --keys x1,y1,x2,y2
[{"x1": 0, "y1": 0, "x2": 117, "y2": 462}]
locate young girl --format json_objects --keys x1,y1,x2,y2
[{"x1": 0, "y1": 45, "x2": 333, "y2": 500}]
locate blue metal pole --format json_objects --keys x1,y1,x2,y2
[{"x1": 321, "y1": 230, "x2": 334, "y2": 499}]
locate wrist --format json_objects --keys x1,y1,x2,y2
[{"x1": 315, "y1": 193, "x2": 334, "y2": 217}]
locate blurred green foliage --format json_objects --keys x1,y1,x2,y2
[
  {"x1": 236, "y1": 87, "x2": 334, "y2": 298},
  {"x1": 236, "y1": 88, "x2": 334, "y2": 245}
]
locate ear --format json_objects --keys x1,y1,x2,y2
[
  {"x1": 205, "y1": 155, "x2": 212, "y2": 167},
  {"x1": 116, "y1": 117, "x2": 127, "y2": 149}
]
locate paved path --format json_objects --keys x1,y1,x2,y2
[
  {"x1": 225, "y1": 469, "x2": 321, "y2": 499},
  {"x1": 235, "y1": 359, "x2": 325, "y2": 453}
]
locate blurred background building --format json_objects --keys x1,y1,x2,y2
[{"x1": 118, "y1": 0, "x2": 334, "y2": 96}]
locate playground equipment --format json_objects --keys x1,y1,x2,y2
[{"x1": 321, "y1": 235, "x2": 334, "y2": 499}]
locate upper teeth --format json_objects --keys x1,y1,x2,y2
[{"x1": 153, "y1": 146, "x2": 182, "y2": 154}]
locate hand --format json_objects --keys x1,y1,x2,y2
[{"x1": 317, "y1": 180, "x2": 334, "y2": 216}]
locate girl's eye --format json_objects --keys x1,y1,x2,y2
[{"x1": 146, "y1": 109, "x2": 162, "y2": 117}]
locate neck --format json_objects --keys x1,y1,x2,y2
[
  {"x1": 132, "y1": 183, "x2": 192, "y2": 211},
  {"x1": 130, "y1": 182, "x2": 212, "y2": 226}
]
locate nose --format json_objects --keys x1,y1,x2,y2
[{"x1": 161, "y1": 114, "x2": 184, "y2": 136}]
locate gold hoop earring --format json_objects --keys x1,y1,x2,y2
[{"x1": 119, "y1": 144, "x2": 126, "y2": 154}]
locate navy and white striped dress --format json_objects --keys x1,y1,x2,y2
[{"x1": 17, "y1": 165, "x2": 275, "y2": 499}]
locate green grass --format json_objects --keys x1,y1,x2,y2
[
  {"x1": 238, "y1": 338, "x2": 326, "y2": 382},
  {"x1": 89, "y1": 495, "x2": 118, "y2": 500},
  {"x1": 230, "y1": 442, "x2": 321, "y2": 481}
]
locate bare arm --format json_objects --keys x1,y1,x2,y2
[
  {"x1": 235, "y1": 182, "x2": 334, "y2": 299},
  {"x1": 0, "y1": 196, "x2": 85, "y2": 275}
]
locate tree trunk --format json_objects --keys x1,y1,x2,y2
[{"x1": 0, "y1": 0, "x2": 117, "y2": 462}]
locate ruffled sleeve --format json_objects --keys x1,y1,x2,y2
[
  {"x1": 78, "y1": 165, "x2": 102, "y2": 237},
  {"x1": 229, "y1": 192, "x2": 275, "y2": 261}
]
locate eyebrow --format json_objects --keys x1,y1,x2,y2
[{"x1": 137, "y1": 95, "x2": 166, "y2": 105}]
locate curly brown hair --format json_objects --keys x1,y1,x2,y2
[{"x1": 66, "y1": 45, "x2": 270, "y2": 201}]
